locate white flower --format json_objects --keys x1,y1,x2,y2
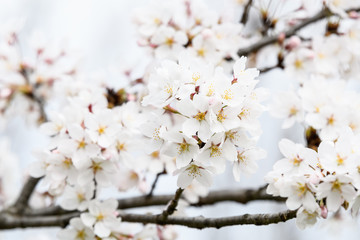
[
  {"x1": 174, "y1": 161, "x2": 214, "y2": 189},
  {"x1": 284, "y1": 47, "x2": 314, "y2": 80},
  {"x1": 183, "y1": 180, "x2": 209, "y2": 203},
  {"x1": 80, "y1": 199, "x2": 121, "y2": 238},
  {"x1": 58, "y1": 124, "x2": 100, "y2": 170},
  {"x1": 281, "y1": 176, "x2": 318, "y2": 212},
  {"x1": 318, "y1": 138, "x2": 356, "y2": 174},
  {"x1": 232, "y1": 147, "x2": 266, "y2": 182},
  {"x1": 142, "y1": 60, "x2": 186, "y2": 107},
  {"x1": 40, "y1": 112, "x2": 67, "y2": 136},
  {"x1": 306, "y1": 106, "x2": 346, "y2": 140},
  {"x1": 187, "y1": 34, "x2": 220, "y2": 63},
  {"x1": 273, "y1": 139, "x2": 318, "y2": 174},
  {"x1": 317, "y1": 174, "x2": 356, "y2": 212},
  {"x1": 151, "y1": 26, "x2": 188, "y2": 60},
  {"x1": 208, "y1": 102, "x2": 242, "y2": 134},
  {"x1": 60, "y1": 183, "x2": 94, "y2": 211},
  {"x1": 57, "y1": 217, "x2": 95, "y2": 240},
  {"x1": 162, "y1": 131, "x2": 200, "y2": 168},
  {"x1": 77, "y1": 158, "x2": 116, "y2": 187},
  {"x1": 232, "y1": 56, "x2": 259, "y2": 82},
  {"x1": 270, "y1": 91, "x2": 304, "y2": 129},
  {"x1": 195, "y1": 133, "x2": 236, "y2": 173},
  {"x1": 84, "y1": 109, "x2": 120, "y2": 148},
  {"x1": 176, "y1": 94, "x2": 212, "y2": 142},
  {"x1": 325, "y1": 0, "x2": 360, "y2": 17},
  {"x1": 47, "y1": 151, "x2": 77, "y2": 184},
  {"x1": 296, "y1": 207, "x2": 320, "y2": 230}
]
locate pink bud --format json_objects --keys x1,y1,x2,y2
[
  {"x1": 349, "y1": 11, "x2": 360, "y2": 19},
  {"x1": 113, "y1": 210, "x2": 119, "y2": 217},
  {"x1": 127, "y1": 94, "x2": 136, "y2": 101},
  {"x1": 285, "y1": 36, "x2": 301, "y2": 50},
  {"x1": 137, "y1": 39, "x2": 148, "y2": 47},
  {"x1": 138, "y1": 179, "x2": 149, "y2": 193},
  {"x1": 321, "y1": 205, "x2": 328, "y2": 219},
  {"x1": 308, "y1": 174, "x2": 320, "y2": 185},
  {"x1": 278, "y1": 33, "x2": 286, "y2": 43},
  {"x1": 202, "y1": 29, "x2": 214, "y2": 39},
  {"x1": 0, "y1": 88, "x2": 12, "y2": 98}
]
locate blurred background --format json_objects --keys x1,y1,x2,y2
[{"x1": 0, "y1": 0, "x2": 360, "y2": 239}]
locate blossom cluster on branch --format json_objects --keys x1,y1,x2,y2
[{"x1": 0, "y1": 0, "x2": 360, "y2": 239}]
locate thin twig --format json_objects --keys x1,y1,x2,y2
[
  {"x1": 259, "y1": 65, "x2": 280, "y2": 74},
  {"x1": 237, "y1": 7, "x2": 360, "y2": 57},
  {"x1": 146, "y1": 170, "x2": 166, "y2": 198},
  {"x1": 240, "y1": 0, "x2": 253, "y2": 24}
]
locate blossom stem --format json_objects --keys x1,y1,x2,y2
[
  {"x1": 146, "y1": 170, "x2": 166, "y2": 198},
  {"x1": 240, "y1": 0, "x2": 253, "y2": 24}
]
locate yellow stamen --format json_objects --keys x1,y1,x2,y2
[
  {"x1": 197, "y1": 48, "x2": 205, "y2": 57},
  {"x1": 178, "y1": 140, "x2": 190, "y2": 155},
  {"x1": 98, "y1": 126, "x2": 106, "y2": 135},
  {"x1": 332, "y1": 179, "x2": 342, "y2": 191},
  {"x1": 194, "y1": 112, "x2": 206, "y2": 121},
  {"x1": 76, "y1": 230, "x2": 86, "y2": 240},
  {"x1": 192, "y1": 72, "x2": 201, "y2": 82},
  {"x1": 116, "y1": 142, "x2": 126, "y2": 152},
  {"x1": 186, "y1": 164, "x2": 201, "y2": 178},
  {"x1": 165, "y1": 38, "x2": 174, "y2": 46},
  {"x1": 150, "y1": 151, "x2": 160, "y2": 159},
  {"x1": 294, "y1": 59, "x2": 303, "y2": 69},
  {"x1": 210, "y1": 145, "x2": 221, "y2": 157},
  {"x1": 217, "y1": 109, "x2": 227, "y2": 123},
  {"x1": 78, "y1": 140, "x2": 86, "y2": 149},
  {"x1": 222, "y1": 89, "x2": 233, "y2": 100}
]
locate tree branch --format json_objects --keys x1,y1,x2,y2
[
  {"x1": 120, "y1": 210, "x2": 297, "y2": 229},
  {"x1": 0, "y1": 211, "x2": 80, "y2": 229},
  {"x1": 25, "y1": 185, "x2": 284, "y2": 216},
  {"x1": 0, "y1": 185, "x2": 288, "y2": 230},
  {"x1": 237, "y1": 7, "x2": 360, "y2": 57},
  {"x1": 10, "y1": 177, "x2": 41, "y2": 215},
  {"x1": 0, "y1": 209, "x2": 296, "y2": 230}
]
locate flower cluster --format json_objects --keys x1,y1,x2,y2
[
  {"x1": 271, "y1": 78, "x2": 360, "y2": 141},
  {"x1": 283, "y1": 23, "x2": 360, "y2": 82},
  {"x1": 133, "y1": 0, "x2": 244, "y2": 64},
  {"x1": 142, "y1": 54, "x2": 266, "y2": 188},
  {"x1": 265, "y1": 128, "x2": 360, "y2": 229},
  {"x1": 0, "y1": 21, "x2": 77, "y2": 125}
]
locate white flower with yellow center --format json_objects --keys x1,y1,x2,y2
[
  {"x1": 176, "y1": 94, "x2": 212, "y2": 142},
  {"x1": 57, "y1": 217, "x2": 95, "y2": 240},
  {"x1": 273, "y1": 139, "x2": 318, "y2": 174},
  {"x1": 196, "y1": 133, "x2": 236, "y2": 173},
  {"x1": 150, "y1": 26, "x2": 188, "y2": 60},
  {"x1": 80, "y1": 199, "x2": 121, "y2": 238},
  {"x1": 162, "y1": 131, "x2": 200, "y2": 168},
  {"x1": 317, "y1": 174, "x2": 356, "y2": 212},
  {"x1": 174, "y1": 161, "x2": 215, "y2": 189}
]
